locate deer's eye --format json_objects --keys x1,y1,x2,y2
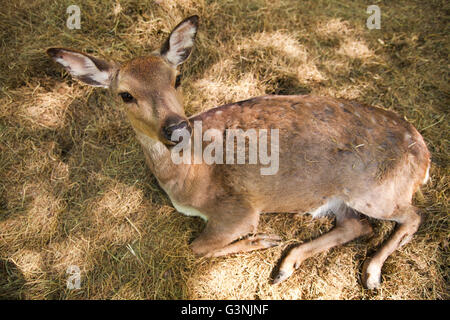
[
  {"x1": 175, "y1": 74, "x2": 182, "y2": 88},
  {"x1": 119, "y1": 92, "x2": 135, "y2": 103}
]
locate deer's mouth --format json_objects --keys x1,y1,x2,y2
[{"x1": 160, "y1": 119, "x2": 192, "y2": 146}]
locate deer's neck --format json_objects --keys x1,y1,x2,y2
[{"x1": 135, "y1": 132, "x2": 189, "y2": 191}]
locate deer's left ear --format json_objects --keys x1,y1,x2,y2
[
  {"x1": 47, "y1": 48, "x2": 117, "y2": 88},
  {"x1": 160, "y1": 15, "x2": 199, "y2": 67}
]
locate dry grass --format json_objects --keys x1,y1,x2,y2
[{"x1": 0, "y1": 0, "x2": 448, "y2": 300}]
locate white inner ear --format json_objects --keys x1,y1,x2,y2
[
  {"x1": 166, "y1": 24, "x2": 196, "y2": 66},
  {"x1": 56, "y1": 51, "x2": 110, "y2": 87}
]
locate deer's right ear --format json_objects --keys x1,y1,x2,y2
[
  {"x1": 160, "y1": 15, "x2": 199, "y2": 67},
  {"x1": 47, "y1": 48, "x2": 117, "y2": 88}
]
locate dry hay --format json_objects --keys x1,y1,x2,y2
[{"x1": 0, "y1": 0, "x2": 448, "y2": 299}]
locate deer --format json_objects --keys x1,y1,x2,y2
[{"x1": 47, "y1": 15, "x2": 431, "y2": 289}]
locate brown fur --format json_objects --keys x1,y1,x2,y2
[{"x1": 47, "y1": 16, "x2": 431, "y2": 289}]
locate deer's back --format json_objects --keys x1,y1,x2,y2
[{"x1": 189, "y1": 95, "x2": 430, "y2": 214}]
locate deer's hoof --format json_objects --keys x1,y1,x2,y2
[
  {"x1": 272, "y1": 269, "x2": 293, "y2": 284},
  {"x1": 362, "y1": 259, "x2": 382, "y2": 290}
]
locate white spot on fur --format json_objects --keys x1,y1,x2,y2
[
  {"x1": 423, "y1": 163, "x2": 430, "y2": 184},
  {"x1": 171, "y1": 200, "x2": 208, "y2": 221},
  {"x1": 309, "y1": 198, "x2": 343, "y2": 218}
]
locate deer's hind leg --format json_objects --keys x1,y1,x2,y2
[
  {"x1": 361, "y1": 204, "x2": 421, "y2": 289},
  {"x1": 273, "y1": 203, "x2": 372, "y2": 284}
]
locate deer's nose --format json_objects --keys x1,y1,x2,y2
[{"x1": 162, "y1": 120, "x2": 192, "y2": 144}]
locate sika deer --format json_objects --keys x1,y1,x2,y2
[{"x1": 47, "y1": 16, "x2": 431, "y2": 289}]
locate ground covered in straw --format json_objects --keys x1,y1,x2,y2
[{"x1": 0, "y1": 0, "x2": 448, "y2": 299}]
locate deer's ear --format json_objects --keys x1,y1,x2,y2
[
  {"x1": 160, "y1": 15, "x2": 199, "y2": 67},
  {"x1": 47, "y1": 48, "x2": 117, "y2": 88}
]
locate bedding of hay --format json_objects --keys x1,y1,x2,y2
[{"x1": 0, "y1": 0, "x2": 448, "y2": 300}]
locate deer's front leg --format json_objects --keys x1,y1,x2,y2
[
  {"x1": 190, "y1": 207, "x2": 281, "y2": 257},
  {"x1": 203, "y1": 233, "x2": 282, "y2": 257}
]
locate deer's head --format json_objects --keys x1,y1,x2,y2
[{"x1": 47, "y1": 16, "x2": 199, "y2": 145}]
